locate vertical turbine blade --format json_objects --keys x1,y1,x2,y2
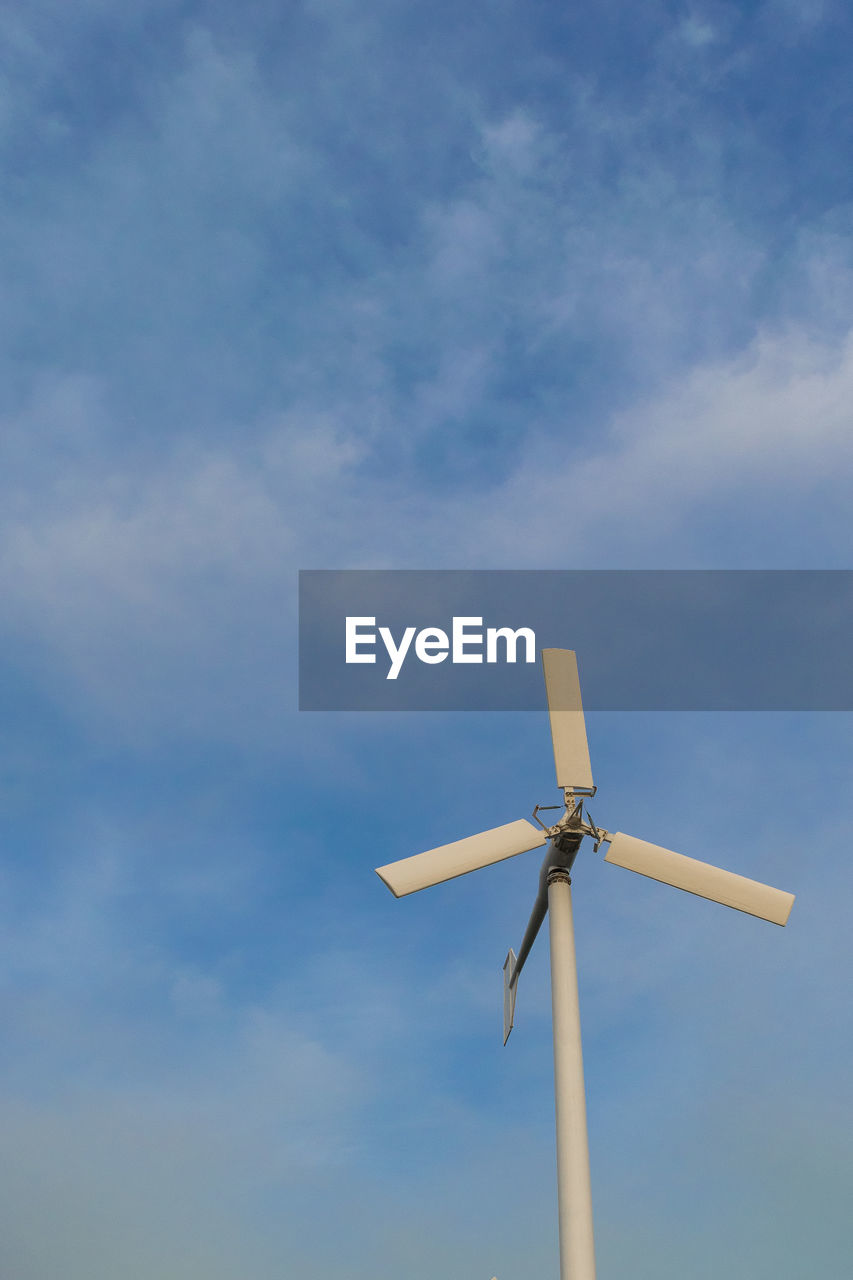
[
  {"x1": 604, "y1": 833, "x2": 795, "y2": 925},
  {"x1": 542, "y1": 649, "x2": 594, "y2": 791},
  {"x1": 503, "y1": 948, "x2": 518, "y2": 1045}
]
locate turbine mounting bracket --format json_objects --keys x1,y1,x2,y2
[
  {"x1": 532, "y1": 803, "x2": 563, "y2": 833},
  {"x1": 583, "y1": 810, "x2": 605, "y2": 850},
  {"x1": 534, "y1": 794, "x2": 592, "y2": 838},
  {"x1": 564, "y1": 785, "x2": 596, "y2": 801}
]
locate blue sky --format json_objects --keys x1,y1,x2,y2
[{"x1": 2, "y1": 2, "x2": 852, "y2": 1276}]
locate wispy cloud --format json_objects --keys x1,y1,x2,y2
[{"x1": 1, "y1": 2, "x2": 852, "y2": 1275}]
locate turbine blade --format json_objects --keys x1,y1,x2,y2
[
  {"x1": 604, "y1": 833, "x2": 795, "y2": 926},
  {"x1": 503, "y1": 948, "x2": 518, "y2": 1045},
  {"x1": 376, "y1": 819, "x2": 547, "y2": 898},
  {"x1": 542, "y1": 648, "x2": 594, "y2": 791}
]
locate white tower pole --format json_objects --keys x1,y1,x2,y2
[{"x1": 547, "y1": 868, "x2": 596, "y2": 1280}]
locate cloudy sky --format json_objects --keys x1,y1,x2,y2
[{"x1": 2, "y1": 2, "x2": 852, "y2": 1276}]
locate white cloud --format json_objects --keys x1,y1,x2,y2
[
  {"x1": 447, "y1": 324, "x2": 853, "y2": 566},
  {"x1": 1, "y1": 319, "x2": 853, "y2": 747},
  {"x1": 1, "y1": 9, "x2": 851, "y2": 1279}
]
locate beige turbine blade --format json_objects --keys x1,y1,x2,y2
[
  {"x1": 604, "y1": 833, "x2": 795, "y2": 926},
  {"x1": 376, "y1": 819, "x2": 547, "y2": 898},
  {"x1": 542, "y1": 649, "x2": 594, "y2": 791}
]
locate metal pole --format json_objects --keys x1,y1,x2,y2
[{"x1": 547, "y1": 868, "x2": 596, "y2": 1280}]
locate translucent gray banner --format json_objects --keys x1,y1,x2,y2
[{"x1": 298, "y1": 570, "x2": 853, "y2": 710}]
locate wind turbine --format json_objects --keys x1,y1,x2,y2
[{"x1": 375, "y1": 650, "x2": 795, "y2": 1280}]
